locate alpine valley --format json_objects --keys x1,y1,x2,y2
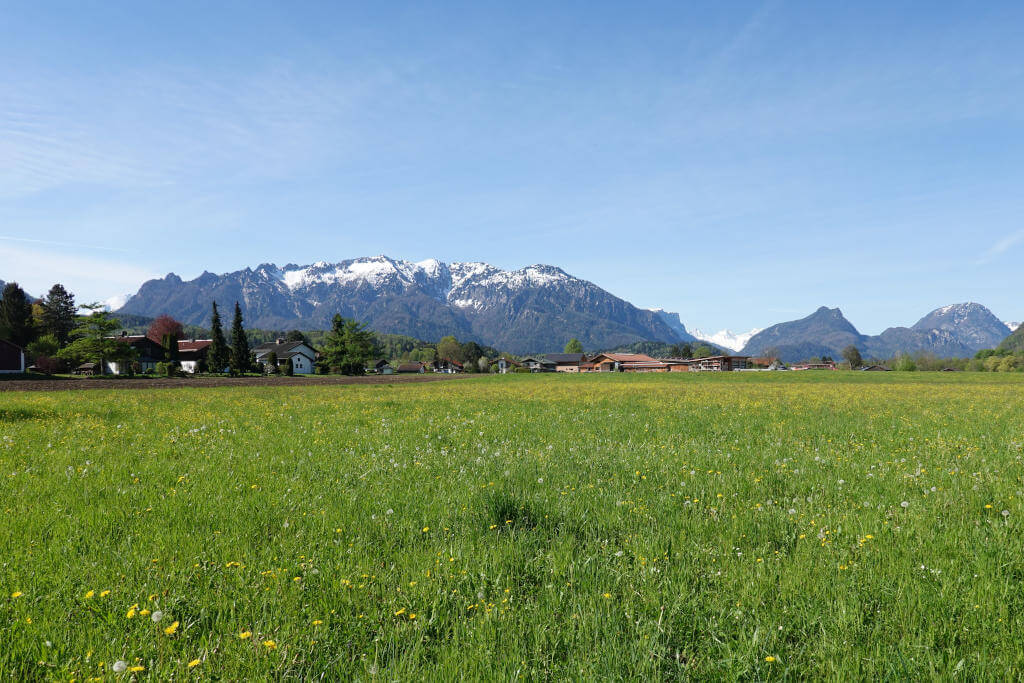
[{"x1": 116, "y1": 256, "x2": 1015, "y2": 357}]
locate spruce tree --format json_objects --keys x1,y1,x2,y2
[
  {"x1": 229, "y1": 302, "x2": 250, "y2": 375},
  {"x1": 40, "y1": 283, "x2": 76, "y2": 347},
  {"x1": 207, "y1": 301, "x2": 229, "y2": 374},
  {"x1": 0, "y1": 282, "x2": 35, "y2": 347}
]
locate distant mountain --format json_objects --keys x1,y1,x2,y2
[
  {"x1": 741, "y1": 303, "x2": 1010, "y2": 361},
  {"x1": 692, "y1": 327, "x2": 761, "y2": 354},
  {"x1": 910, "y1": 303, "x2": 1010, "y2": 349},
  {"x1": 118, "y1": 256, "x2": 686, "y2": 354},
  {"x1": 647, "y1": 309, "x2": 697, "y2": 343},
  {"x1": 1006, "y1": 321, "x2": 1022, "y2": 332}
]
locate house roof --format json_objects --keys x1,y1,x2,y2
[
  {"x1": 0, "y1": 338, "x2": 23, "y2": 352},
  {"x1": 590, "y1": 353, "x2": 657, "y2": 363},
  {"x1": 253, "y1": 340, "x2": 314, "y2": 357},
  {"x1": 177, "y1": 339, "x2": 212, "y2": 352},
  {"x1": 396, "y1": 362, "x2": 424, "y2": 372},
  {"x1": 520, "y1": 356, "x2": 556, "y2": 364},
  {"x1": 544, "y1": 353, "x2": 586, "y2": 363}
]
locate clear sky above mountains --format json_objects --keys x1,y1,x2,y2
[{"x1": 2, "y1": 1, "x2": 1022, "y2": 333}]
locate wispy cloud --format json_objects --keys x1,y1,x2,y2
[
  {"x1": 976, "y1": 229, "x2": 1024, "y2": 265},
  {"x1": 0, "y1": 243, "x2": 159, "y2": 303}
]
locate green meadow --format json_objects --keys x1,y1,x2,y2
[{"x1": 1, "y1": 372, "x2": 1023, "y2": 679}]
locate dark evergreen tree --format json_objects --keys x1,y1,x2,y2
[
  {"x1": 229, "y1": 301, "x2": 250, "y2": 375},
  {"x1": 207, "y1": 301, "x2": 230, "y2": 374},
  {"x1": 265, "y1": 350, "x2": 279, "y2": 374},
  {"x1": 40, "y1": 283, "x2": 76, "y2": 347},
  {"x1": 323, "y1": 314, "x2": 378, "y2": 374},
  {"x1": 0, "y1": 282, "x2": 35, "y2": 347}
]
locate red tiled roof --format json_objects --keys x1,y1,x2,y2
[{"x1": 178, "y1": 339, "x2": 212, "y2": 351}]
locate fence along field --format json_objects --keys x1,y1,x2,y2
[{"x1": 1, "y1": 372, "x2": 1022, "y2": 678}]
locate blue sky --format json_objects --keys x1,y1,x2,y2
[{"x1": 2, "y1": 1, "x2": 1022, "y2": 334}]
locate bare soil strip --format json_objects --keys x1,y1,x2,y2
[{"x1": 0, "y1": 373, "x2": 474, "y2": 392}]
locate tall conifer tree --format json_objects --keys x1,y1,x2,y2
[
  {"x1": 207, "y1": 301, "x2": 229, "y2": 374},
  {"x1": 40, "y1": 283, "x2": 76, "y2": 347},
  {"x1": 229, "y1": 301, "x2": 250, "y2": 375}
]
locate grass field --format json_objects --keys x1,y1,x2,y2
[{"x1": 2, "y1": 372, "x2": 1023, "y2": 679}]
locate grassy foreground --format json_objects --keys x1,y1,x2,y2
[{"x1": 1, "y1": 372, "x2": 1023, "y2": 679}]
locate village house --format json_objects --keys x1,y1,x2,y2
[
  {"x1": 396, "y1": 361, "x2": 426, "y2": 373},
  {"x1": 177, "y1": 339, "x2": 213, "y2": 373},
  {"x1": 367, "y1": 359, "x2": 394, "y2": 374},
  {"x1": 105, "y1": 333, "x2": 165, "y2": 374},
  {"x1": 495, "y1": 357, "x2": 520, "y2": 374},
  {"x1": 543, "y1": 353, "x2": 587, "y2": 372},
  {"x1": 251, "y1": 339, "x2": 317, "y2": 374},
  {"x1": 434, "y1": 358, "x2": 464, "y2": 374},
  {"x1": 519, "y1": 356, "x2": 557, "y2": 372},
  {"x1": 0, "y1": 339, "x2": 25, "y2": 373}
]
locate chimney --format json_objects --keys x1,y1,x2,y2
[{"x1": 275, "y1": 337, "x2": 285, "y2": 344}]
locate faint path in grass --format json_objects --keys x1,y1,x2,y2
[{"x1": 0, "y1": 373, "x2": 477, "y2": 392}]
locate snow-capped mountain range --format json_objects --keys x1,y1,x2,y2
[
  {"x1": 113, "y1": 255, "x2": 1019, "y2": 357},
  {"x1": 118, "y1": 256, "x2": 688, "y2": 353}
]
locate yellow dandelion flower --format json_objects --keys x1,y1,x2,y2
[
  {"x1": 188, "y1": 659, "x2": 201, "y2": 668},
  {"x1": 128, "y1": 665, "x2": 145, "y2": 672},
  {"x1": 394, "y1": 608, "x2": 406, "y2": 616},
  {"x1": 602, "y1": 593, "x2": 612, "y2": 599},
  {"x1": 239, "y1": 631, "x2": 252, "y2": 639},
  {"x1": 312, "y1": 620, "x2": 323, "y2": 626},
  {"x1": 262, "y1": 640, "x2": 277, "y2": 650},
  {"x1": 99, "y1": 590, "x2": 110, "y2": 597},
  {"x1": 422, "y1": 526, "x2": 429, "y2": 532},
  {"x1": 84, "y1": 590, "x2": 95, "y2": 599},
  {"x1": 139, "y1": 609, "x2": 151, "y2": 617},
  {"x1": 126, "y1": 604, "x2": 138, "y2": 619},
  {"x1": 10, "y1": 591, "x2": 23, "y2": 598},
  {"x1": 765, "y1": 656, "x2": 776, "y2": 663},
  {"x1": 164, "y1": 620, "x2": 180, "y2": 635},
  {"x1": 409, "y1": 613, "x2": 416, "y2": 620}
]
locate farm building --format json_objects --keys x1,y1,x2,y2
[
  {"x1": 495, "y1": 357, "x2": 520, "y2": 374},
  {"x1": 543, "y1": 353, "x2": 587, "y2": 372},
  {"x1": 252, "y1": 339, "x2": 317, "y2": 374},
  {"x1": 791, "y1": 361, "x2": 837, "y2": 370},
  {"x1": 679, "y1": 355, "x2": 751, "y2": 372},
  {"x1": 0, "y1": 339, "x2": 25, "y2": 373},
  {"x1": 397, "y1": 361, "x2": 426, "y2": 374}
]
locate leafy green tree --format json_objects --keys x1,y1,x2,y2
[
  {"x1": 693, "y1": 344, "x2": 716, "y2": 359},
  {"x1": 437, "y1": 335, "x2": 461, "y2": 362},
  {"x1": 0, "y1": 282, "x2": 35, "y2": 347},
  {"x1": 284, "y1": 330, "x2": 309, "y2": 344},
  {"x1": 229, "y1": 302, "x2": 250, "y2": 375},
  {"x1": 207, "y1": 302, "x2": 230, "y2": 374},
  {"x1": 57, "y1": 304, "x2": 135, "y2": 373},
  {"x1": 40, "y1": 284, "x2": 76, "y2": 347},
  {"x1": 323, "y1": 315, "x2": 378, "y2": 375},
  {"x1": 841, "y1": 345, "x2": 863, "y2": 370},
  {"x1": 477, "y1": 356, "x2": 490, "y2": 373},
  {"x1": 265, "y1": 350, "x2": 279, "y2": 374},
  {"x1": 564, "y1": 338, "x2": 583, "y2": 354}
]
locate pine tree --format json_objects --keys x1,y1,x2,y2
[
  {"x1": 40, "y1": 284, "x2": 76, "y2": 347},
  {"x1": 229, "y1": 302, "x2": 250, "y2": 375},
  {"x1": 0, "y1": 282, "x2": 35, "y2": 347},
  {"x1": 323, "y1": 314, "x2": 377, "y2": 375},
  {"x1": 207, "y1": 301, "x2": 229, "y2": 374}
]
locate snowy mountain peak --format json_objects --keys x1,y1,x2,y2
[{"x1": 693, "y1": 328, "x2": 762, "y2": 353}]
